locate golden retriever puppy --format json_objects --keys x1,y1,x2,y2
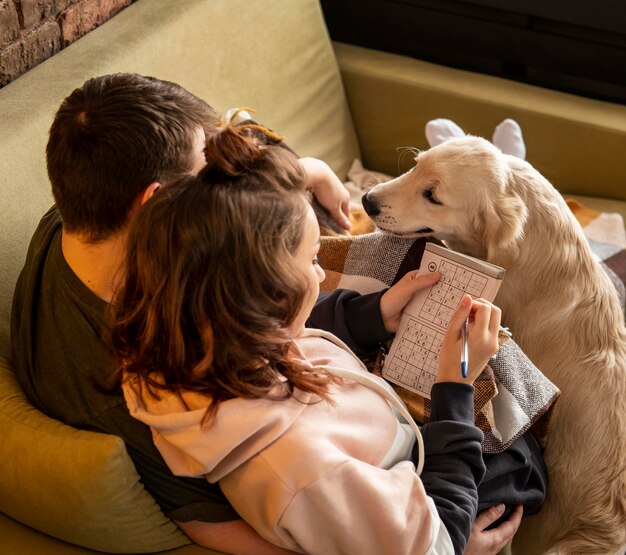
[{"x1": 362, "y1": 136, "x2": 626, "y2": 555}]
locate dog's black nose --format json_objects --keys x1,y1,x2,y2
[{"x1": 362, "y1": 192, "x2": 380, "y2": 216}]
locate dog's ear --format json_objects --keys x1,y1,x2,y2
[{"x1": 475, "y1": 171, "x2": 528, "y2": 267}]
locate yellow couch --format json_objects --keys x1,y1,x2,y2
[{"x1": 0, "y1": 1, "x2": 624, "y2": 554}]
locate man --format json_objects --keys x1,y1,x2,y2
[{"x1": 11, "y1": 73, "x2": 521, "y2": 554}]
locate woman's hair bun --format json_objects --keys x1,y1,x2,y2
[{"x1": 203, "y1": 109, "x2": 284, "y2": 177}]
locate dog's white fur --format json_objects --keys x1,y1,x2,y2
[{"x1": 365, "y1": 137, "x2": 626, "y2": 554}]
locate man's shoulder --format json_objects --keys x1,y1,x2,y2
[
  {"x1": 32, "y1": 205, "x2": 62, "y2": 246},
  {"x1": 12, "y1": 205, "x2": 62, "y2": 307},
  {"x1": 10, "y1": 204, "x2": 109, "y2": 421},
  {"x1": 19, "y1": 205, "x2": 63, "y2": 266}
]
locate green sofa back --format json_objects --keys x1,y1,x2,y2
[
  {"x1": 0, "y1": 0, "x2": 360, "y2": 359},
  {"x1": 0, "y1": 0, "x2": 358, "y2": 552}
]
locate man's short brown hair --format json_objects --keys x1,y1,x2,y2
[{"x1": 47, "y1": 73, "x2": 217, "y2": 242}]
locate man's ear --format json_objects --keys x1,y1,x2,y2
[{"x1": 140, "y1": 182, "x2": 161, "y2": 205}]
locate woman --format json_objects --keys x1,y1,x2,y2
[{"x1": 109, "y1": 122, "x2": 503, "y2": 554}]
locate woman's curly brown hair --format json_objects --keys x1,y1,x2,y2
[{"x1": 107, "y1": 124, "x2": 338, "y2": 422}]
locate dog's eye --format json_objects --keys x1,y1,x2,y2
[{"x1": 423, "y1": 188, "x2": 442, "y2": 205}]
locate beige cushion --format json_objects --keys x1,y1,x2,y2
[
  {"x1": 0, "y1": 0, "x2": 360, "y2": 358},
  {"x1": 0, "y1": 356, "x2": 189, "y2": 553}
]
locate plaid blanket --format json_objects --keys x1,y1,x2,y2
[
  {"x1": 566, "y1": 199, "x2": 626, "y2": 313},
  {"x1": 318, "y1": 160, "x2": 626, "y2": 454},
  {"x1": 319, "y1": 234, "x2": 560, "y2": 453}
]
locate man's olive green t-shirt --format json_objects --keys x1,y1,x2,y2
[{"x1": 10, "y1": 206, "x2": 237, "y2": 522}]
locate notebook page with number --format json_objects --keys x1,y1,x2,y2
[{"x1": 382, "y1": 242, "x2": 505, "y2": 399}]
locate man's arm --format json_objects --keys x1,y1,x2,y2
[
  {"x1": 300, "y1": 157, "x2": 352, "y2": 231},
  {"x1": 176, "y1": 519, "x2": 296, "y2": 555}
]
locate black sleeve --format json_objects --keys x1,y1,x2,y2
[
  {"x1": 98, "y1": 404, "x2": 240, "y2": 523},
  {"x1": 308, "y1": 289, "x2": 393, "y2": 355},
  {"x1": 124, "y1": 444, "x2": 239, "y2": 522},
  {"x1": 416, "y1": 383, "x2": 486, "y2": 555}
]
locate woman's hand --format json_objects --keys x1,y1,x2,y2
[
  {"x1": 300, "y1": 157, "x2": 352, "y2": 231},
  {"x1": 380, "y1": 270, "x2": 441, "y2": 333},
  {"x1": 437, "y1": 294, "x2": 501, "y2": 385}
]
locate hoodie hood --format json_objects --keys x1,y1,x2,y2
[
  {"x1": 124, "y1": 372, "x2": 314, "y2": 482},
  {"x1": 123, "y1": 330, "x2": 443, "y2": 555},
  {"x1": 123, "y1": 329, "x2": 413, "y2": 483}
]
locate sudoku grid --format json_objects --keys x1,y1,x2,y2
[
  {"x1": 420, "y1": 260, "x2": 488, "y2": 330},
  {"x1": 383, "y1": 258, "x2": 490, "y2": 397}
]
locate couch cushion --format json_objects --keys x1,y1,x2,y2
[
  {"x1": 0, "y1": 356, "x2": 189, "y2": 553},
  {"x1": 334, "y1": 42, "x2": 626, "y2": 205},
  {"x1": 0, "y1": 0, "x2": 360, "y2": 357}
]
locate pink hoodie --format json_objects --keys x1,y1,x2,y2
[{"x1": 123, "y1": 329, "x2": 454, "y2": 554}]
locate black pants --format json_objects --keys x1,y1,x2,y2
[{"x1": 477, "y1": 430, "x2": 548, "y2": 528}]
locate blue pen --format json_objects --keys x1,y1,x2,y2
[{"x1": 461, "y1": 318, "x2": 469, "y2": 378}]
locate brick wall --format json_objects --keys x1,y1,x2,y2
[{"x1": 0, "y1": 0, "x2": 135, "y2": 88}]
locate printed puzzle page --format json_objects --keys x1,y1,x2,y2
[{"x1": 383, "y1": 242, "x2": 505, "y2": 399}]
